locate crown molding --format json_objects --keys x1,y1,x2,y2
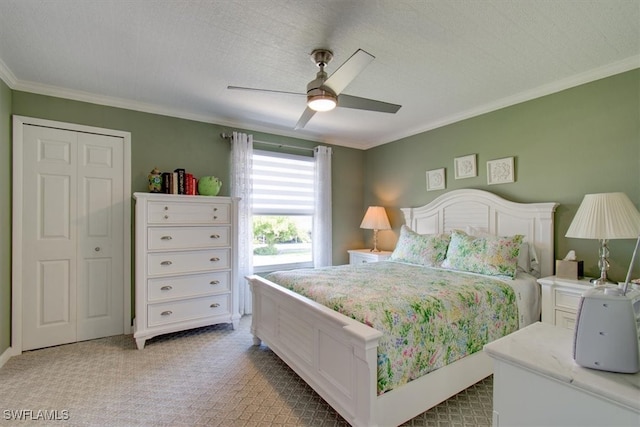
[
  {"x1": 4, "y1": 55, "x2": 638, "y2": 151},
  {"x1": 9, "y1": 78, "x2": 329, "y2": 143},
  {"x1": 367, "y1": 55, "x2": 640, "y2": 149},
  {"x1": 0, "y1": 57, "x2": 17, "y2": 88}
]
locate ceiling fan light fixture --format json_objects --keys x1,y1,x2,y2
[
  {"x1": 306, "y1": 85, "x2": 337, "y2": 112},
  {"x1": 307, "y1": 93, "x2": 337, "y2": 112}
]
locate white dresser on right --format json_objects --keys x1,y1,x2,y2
[
  {"x1": 485, "y1": 322, "x2": 640, "y2": 427},
  {"x1": 133, "y1": 193, "x2": 239, "y2": 349}
]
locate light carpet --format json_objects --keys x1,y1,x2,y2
[{"x1": 0, "y1": 316, "x2": 493, "y2": 426}]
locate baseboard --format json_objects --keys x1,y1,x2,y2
[{"x1": 0, "y1": 346, "x2": 13, "y2": 368}]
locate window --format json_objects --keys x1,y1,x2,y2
[{"x1": 252, "y1": 150, "x2": 314, "y2": 272}]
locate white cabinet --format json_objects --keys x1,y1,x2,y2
[
  {"x1": 133, "y1": 193, "x2": 239, "y2": 349},
  {"x1": 538, "y1": 276, "x2": 592, "y2": 330},
  {"x1": 348, "y1": 249, "x2": 392, "y2": 265}
]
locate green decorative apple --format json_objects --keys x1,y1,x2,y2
[{"x1": 197, "y1": 176, "x2": 222, "y2": 196}]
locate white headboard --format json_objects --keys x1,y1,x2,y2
[{"x1": 401, "y1": 189, "x2": 558, "y2": 277}]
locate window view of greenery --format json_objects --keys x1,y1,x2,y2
[{"x1": 252, "y1": 215, "x2": 312, "y2": 267}]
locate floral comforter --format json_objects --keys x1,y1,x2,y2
[{"x1": 265, "y1": 261, "x2": 518, "y2": 395}]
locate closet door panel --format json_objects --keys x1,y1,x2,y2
[
  {"x1": 77, "y1": 133, "x2": 124, "y2": 341},
  {"x1": 22, "y1": 126, "x2": 78, "y2": 351}
]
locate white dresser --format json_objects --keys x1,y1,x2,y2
[
  {"x1": 484, "y1": 322, "x2": 640, "y2": 426},
  {"x1": 133, "y1": 193, "x2": 239, "y2": 349}
]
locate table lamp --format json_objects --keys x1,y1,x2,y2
[
  {"x1": 360, "y1": 206, "x2": 391, "y2": 252},
  {"x1": 565, "y1": 192, "x2": 640, "y2": 285}
]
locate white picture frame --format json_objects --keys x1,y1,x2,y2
[
  {"x1": 487, "y1": 157, "x2": 515, "y2": 185},
  {"x1": 426, "y1": 168, "x2": 446, "y2": 191},
  {"x1": 454, "y1": 154, "x2": 477, "y2": 179}
]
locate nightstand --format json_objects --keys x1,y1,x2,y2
[
  {"x1": 537, "y1": 275, "x2": 593, "y2": 330},
  {"x1": 348, "y1": 249, "x2": 391, "y2": 265}
]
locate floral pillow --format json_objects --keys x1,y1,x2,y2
[
  {"x1": 441, "y1": 230, "x2": 524, "y2": 279},
  {"x1": 389, "y1": 225, "x2": 450, "y2": 267},
  {"x1": 464, "y1": 226, "x2": 538, "y2": 276}
]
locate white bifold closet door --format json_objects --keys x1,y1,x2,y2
[{"x1": 20, "y1": 124, "x2": 125, "y2": 351}]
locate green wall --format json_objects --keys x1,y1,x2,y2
[
  {"x1": 2, "y1": 92, "x2": 365, "y2": 353},
  {"x1": 365, "y1": 69, "x2": 640, "y2": 281},
  {"x1": 10, "y1": 92, "x2": 366, "y2": 266},
  {"x1": 0, "y1": 79, "x2": 11, "y2": 355}
]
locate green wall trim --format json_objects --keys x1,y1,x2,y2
[{"x1": 0, "y1": 79, "x2": 12, "y2": 354}]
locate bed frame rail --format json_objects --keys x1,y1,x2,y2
[{"x1": 248, "y1": 275, "x2": 383, "y2": 426}]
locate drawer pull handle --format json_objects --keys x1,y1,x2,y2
[
  {"x1": 213, "y1": 207, "x2": 218, "y2": 211},
  {"x1": 164, "y1": 206, "x2": 169, "y2": 211},
  {"x1": 210, "y1": 280, "x2": 220, "y2": 285},
  {"x1": 210, "y1": 303, "x2": 220, "y2": 308},
  {"x1": 210, "y1": 257, "x2": 220, "y2": 262},
  {"x1": 161, "y1": 236, "x2": 173, "y2": 240},
  {"x1": 210, "y1": 234, "x2": 220, "y2": 239},
  {"x1": 213, "y1": 216, "x2": 218, "y2": 220},
  {"x1": 160, "y1": 261, "x2": 172, "y2": 266},
  {"x1": 161, "y1": 310, "x2": 172, "y2": 316},
  {"x1": 164, "y1": 215, "x2": 169, "y2": 219},
  {"x1": 160, "y1": 285, "x2": 172, "y2": 291}
]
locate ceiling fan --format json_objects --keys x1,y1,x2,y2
[{"x1": 228, "y1": 48, "x2": 402, "y2": 129}]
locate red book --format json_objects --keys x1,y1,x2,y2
[{"x1": 185, "y1": 173, "x2": 193, "y2": 195}]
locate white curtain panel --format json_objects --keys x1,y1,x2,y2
[
  {"x1": 313, "y1": 146, "x2": 333, "y2": 267},
  {"x1": 230, "y1": 131, "x2": 253, "y2": 314}
]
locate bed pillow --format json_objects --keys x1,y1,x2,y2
[
  {"x1": 464, "y1": 226, "x2": 536, "y2": 276},
  {"x1": 389, "y1": 225, "x2": 450, "y2": 267},
  {"x1": 441, "y1": 229, "x2": 524, "y2": 279}
]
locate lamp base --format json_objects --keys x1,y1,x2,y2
[
  {"x1": 370, "y1": 229, "x2": 381, "y2": 253},
  {"x1": 590, "y1": 277, "x2": 616, "y2": 286}
]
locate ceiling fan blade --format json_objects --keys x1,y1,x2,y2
[
  {"x1": 338, "y1": 94, "x2": 401, "y2": 113},
  {"x1": 324, "y1": 49, "x2": 374, "y2": 95},
  {"x1": 295, "y1": 107, "x2": 316, "y2": 129},
  {"x1": 227, "y1": 85, "x2": 305, "y2": 96}
]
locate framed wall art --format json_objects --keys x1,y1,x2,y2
[
  {"x1": 487, "y1": 157, "x2": 515, "y2": 185},
  {"x1": 454, "y1": 154, "x2": 477, "y2": 179},
  {"x1": 426, "y1": 168, "x2": 446, "y2": 191}
]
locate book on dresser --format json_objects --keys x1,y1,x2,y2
[{"x1": 133, "y1": 192, "x2": 240, "y2": 349}]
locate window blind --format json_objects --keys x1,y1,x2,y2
[{"x1": 252, "y1": 150, "x2": 314, "y2": 215}]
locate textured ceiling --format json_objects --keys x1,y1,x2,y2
[{"x1": 0, "y1": 0, "x2": 638, "y2": 149}]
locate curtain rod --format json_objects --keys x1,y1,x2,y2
[{"x1": 220, "y1": 132, "x2": 314, "y2": 152}]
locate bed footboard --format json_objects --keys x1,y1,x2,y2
[{"x1": 247, "y1": 274, "x2": 383, "y2": 426}]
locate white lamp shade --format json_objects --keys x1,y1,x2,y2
[
  {"x1": 360, "y1": 206, "x2": 391, "y2": 230},
  {"x1": 565, "y1": 192, "x2": 640, "y2": 239}
]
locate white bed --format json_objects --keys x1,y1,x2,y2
[{"x1": 247, "y1": 189, "x2": 558, "y2": 426}]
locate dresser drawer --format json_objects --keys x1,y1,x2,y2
[
  {"x1": 147, "y1": 201, "x2": 230, "y2": 224},
  {"x1": 147, "y1": 271, "x2": 230, "y2": 302},
  {"x1": 554, "y1": 309, "x2": 577, "y2": 330},
  {"x1": 147, "y1": 226, "x2": 230, "y2": 250},
  {"x1": 147, "y1": 249, "x2": 230, "y2": 276},
  {"x1": 147, "y1": 294, "x2": 230, "y2": 327},
  {"x1": 555, "y1": 289, "x2": 582, "y2": 311}
]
